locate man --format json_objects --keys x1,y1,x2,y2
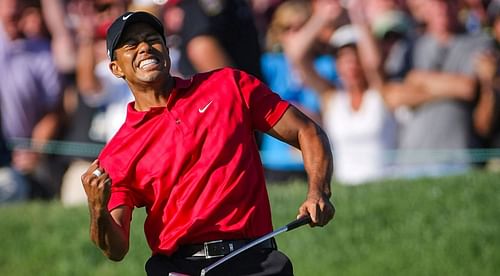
[
  {"x1": 381, "y1": 0, "x2": 492, "y2": 176},
  {"x1": 81, "y1": 11, "x2": 335, "y2": 276}
]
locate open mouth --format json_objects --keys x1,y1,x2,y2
[{"x1": 138, "y1": 58, "x2": 160, "y2": 70}]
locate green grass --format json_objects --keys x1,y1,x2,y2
[{"x1": 1, "y1": 171, "x2": 499, "y2": 275}]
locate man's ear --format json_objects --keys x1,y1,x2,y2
[{"x1": 109, "y1": 61, "x2": 125, "y2": 79}]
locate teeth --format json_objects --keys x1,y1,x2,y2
[{"x1": 139, "y1": 58, "x2": 158, "y2": 69}]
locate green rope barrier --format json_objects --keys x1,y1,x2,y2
[{"x1": 7, "y1": 138, "x2": 500, "y2": 163}]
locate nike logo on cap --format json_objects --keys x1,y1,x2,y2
[
  {"x1": 122, "y1": 14, "x2": 132, "y2": 20},
  {"x1": 199, "y1": 100, "x2": 213, "y2": 113}
]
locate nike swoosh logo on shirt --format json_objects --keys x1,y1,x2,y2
[
  {"x1": 122, "y1": 14, "x2": 133, "y2": 20},
  {"x1": 199, "y1": 100, "x2": 213, "y2": 113}
]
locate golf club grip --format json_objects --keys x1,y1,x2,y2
[{"x1": 286, "y1": 215, "x2": 312, "y2": 231}]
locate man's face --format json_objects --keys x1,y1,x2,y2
[{"x1": 111, "y1": 22, "x2": 170, "y2": 84}]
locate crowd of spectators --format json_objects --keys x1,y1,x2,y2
[{"x1": 1, "y1": 0, "x2": 500, "y2": 205}]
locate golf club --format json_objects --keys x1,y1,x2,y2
[
  {"x1": 204, "y1": 215, "x2": 311, "y2": 276},
  {"x1": 169, "y1": 215, "x2": 311, "y2": 276}
]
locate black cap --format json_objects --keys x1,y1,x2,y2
[{"x1": 106, "y1": 11, "x2": 165, "y2": 60}]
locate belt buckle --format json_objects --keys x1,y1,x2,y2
[{"x1": 203, "y1": 240, "x2": 227, "y2": 259}]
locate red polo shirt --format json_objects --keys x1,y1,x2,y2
[{"x1": 99, "y1": 68, "x2": 290, "y2": 256}]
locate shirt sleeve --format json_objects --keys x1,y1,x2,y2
[
  {"x1": 99, "y1": 145, "x2": 136, "y2": 212},
  {"x1": 235, "y1": 69, "x2": 290, "y2": 132},
  {"x1": 107, "y1": 183, "x2": 135, "y2": 212},
  {"x1": 106, "y1": 174, "x2": 136, "y2": 211}
]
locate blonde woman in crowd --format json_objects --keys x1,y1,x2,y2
[{"x1": 260, "y1": 0, "x2": 338, "y2": 183}]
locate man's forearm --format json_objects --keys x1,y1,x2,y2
[
  {"x1": 297, "y1": 121, "x2": 335, "y2": 226},
  {"x1": 267, "y1": 106, "x2": 335, "y2": 225},
  {"x1": 299, "y1": 122, "x2": 333, "y2": 198},
  {"x1": 89, "y1": 207, "x2": 129, "y2": 261}
]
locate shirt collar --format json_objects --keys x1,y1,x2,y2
[
  {"x1": 173, "y1": 76, "x2": 192, "y2": 89},
  {"x1": 125, "y1": 76, "x2": 193, "y2": 128}
]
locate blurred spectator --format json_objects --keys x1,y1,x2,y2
[
  {"x1": 0, "y1": 120, "x2": 10, "y2": 168},
  {"x1": 382, "y1": 0, "x2": 493, "y2": 177},
  {"x1": 39, "y1": 0, "x2": 77, "y2": 74},
  {"x1": 472, "y1": 1, "x2": 500, "y2": 155},
  {"x1": 169, "y1": 0, "x2": 263, "y2": 80},
  {"x1": 474, "y1": 52, "x2": 500, "y2": 147},
  {"x1": 0, "y1": 115, "x2": 28, "y2": 203},
  {"x1": 404, "y1": 0, "x2": 431, "y2": 34},
  {"x1": 59, "y1": 0, "x2": 129, "y2": 206},
  {"x1": 285, "y1": 0, "x2": 398, "y2": 185},
  {"x1": 370, "y1": 6, "x2": 414, "y2": 81},
  {"x1": 74, "y1": 0, "x2": 130, "y2": 143},
  {"x1": 459, "y1": 0, "x2": 491, "y2": 34},
  {"x1": 159, "y1": 1, "x2": 185, "y2": 76},
  {"x1": 311, "y1": 0, "x2": 351, "y2": 47},
  {"x1": 128, "y1": 0, "x2": 160, "y2": 15},
  {"x1": 17, "y1": 0, "x2": 49, "y2": 39},
  {"x1": 0, "y1": 0, "x2": 65, "y2": 199},
  {"x1": 364, "y1": 0, "x2": 402, "y2": 24},
  {"x1": 248, "y1": 0, "x2": 285, "y2": 48},
  {"x1": 260, "y1": 0, "x2": 337, "y2": 183}
]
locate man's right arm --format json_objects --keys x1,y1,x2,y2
[
  {"x1": 81, "y1": 160, "x2": 131, "y2": 261},
  {"x1": 267, "y1": 105, "x2": 335, "y2": 227}
]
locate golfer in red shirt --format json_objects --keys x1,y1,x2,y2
[{"x1": 81, "y1": 11, "x2": 335, "y2": 276}]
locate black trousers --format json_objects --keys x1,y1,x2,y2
[{"x1": 145, "y1": 248, "x2": 294, "y2": 276}]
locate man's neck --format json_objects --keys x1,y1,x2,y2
[{"x1": 131, "y1": 76, "x2": 175, "y2": 111}]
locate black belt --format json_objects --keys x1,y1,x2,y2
[{"x1": 173, "y1": 238, "x2": 277, "y2": 259}]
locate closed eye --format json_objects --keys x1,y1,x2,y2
[
  {"x1": 146, "y1": 35, "x2": 163, "y2": 44},
  {"x1": 118, "y1": 32, "x2": 163, "y2": 50},
  {"x1": 121, "y1": 39, "x2": 139, "y2": 49}
]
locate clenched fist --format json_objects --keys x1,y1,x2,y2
[{"x1": 81, "y1": 159, "x2": 112, "y2": 211}]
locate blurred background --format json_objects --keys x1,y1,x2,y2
[
  {"x1": 0, "y1": 0, "x2": 499, "y2": 275},
  {"x1": 2, "y1": 0, "x2": 500, "y2": 205}
]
